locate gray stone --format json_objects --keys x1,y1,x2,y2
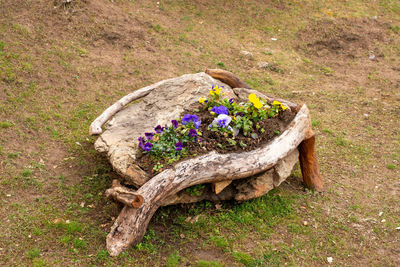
[
  {"x1": 94, "y1": 72, "x2": 235, "y2": 186},
  {"x1": 273, "y1": 148, "x2": 299, "y2": 187},
  {"x1": 257, "y1": 61, "x2": 269, "y2": 69},
  {"x1": 240, "y1": 50, "x2": 253, "y2": 59}
]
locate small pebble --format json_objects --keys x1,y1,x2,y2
[
  {"x1": 303, "y1": 221, "x2": 308, "y2": 226},
  {"x1": 180, "y1": 233, "x2": 185, "y2": 239},
  {"x1": 240, "y1": 50, "x2": 253, "y2": 58},
  {"x1": 327, "y1": 257, "x2": 333, "y2": 263},
  {"x1": 378, "y1": 211, "x2": 383, "y2": 217},
  {"x1": 396, "y1": 226, "x2": 400, "y2": 230},
  {"x1": 271, "y1": 38, "x2": 277, "y2": 41},
  {"x1": 381, "y1": 219, "x2": 386, "y2": 223}
]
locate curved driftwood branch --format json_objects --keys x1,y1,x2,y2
[
  {"x1": 106, "y1": 104, "x2": 312, "y2": 256},
  {"x1": 205, "y1": 69, "x2": 251, "y2": 89},
  {"x1": 90, "y1": 88, "x2": 154, "y2": 135}
]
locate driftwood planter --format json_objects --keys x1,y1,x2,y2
[{"x1": 90, "y1": 69, "x2": 323, "y2": 256}]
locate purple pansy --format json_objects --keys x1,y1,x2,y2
[
  {"x1": 138, "y1": 137, "x2": 145, "y2": 149},
  {"x1": 197, "y1": 137, "x2": 202, "y2": 143},
  {"x1": 171, "y1": 120, "x2": 179, "y2": 129},
  {"x1": 211, "y1": 105, "x2": 229, "y2": 115},
  {"x1": 235, "y1": 112, "x2": 244, "y2": 117},
  {"x1": 189, "y1": 128, "x2": 197, "y2": 137},
  {"x1": 143, "y1": 142, "x2": 153, "y2": 151},
  {"x1": 191, "y1": 114, "x2": 199, "y2": 122},
  {"x1": 182, "y1": 114, "x2": 192, "y2": 125},
  {"x1": 154, "y1": 125, "x2": 163, "y2": 134},
  {"x1": 145, "y1": 132, "x2": 154, "y2": 140},
  {"x1": 229, "y1": 98, "x2": 234, "y2": 104},
  {"x1": 175, "y1": 142, "x2": 184, "y2": 151},
  {"x1": 212, "y1": 114, "x2": 232, "y2": 128},
  {"x1": 194, "y1": 120, "x2": 201, "y2": 129},
  {"x1": 182, "y1": 114, "x2": 199, "y2": 125}
]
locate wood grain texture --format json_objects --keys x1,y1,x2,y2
[
  {"x1": 299, "y1": 135, "x2": 323, "y2": 191},
  {"x1": 205, "y1": 68, "x2": 251, "y2": 89}
]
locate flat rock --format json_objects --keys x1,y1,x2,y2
[{"x1": 94, "y1": 72, "x2": 234, "y2": 187}]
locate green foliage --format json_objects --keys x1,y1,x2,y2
[
  {"x1": 195, "y1": 260, "x2": 223, "y2": 267},
  {"x1": 139, "y1": 118, "x2": 200, "y2": 163},
  {"x1": 209, "y1": 235, "x2": 230, "y2": 252},
  {"x1": 153, "y1": 162, "x2": 164, "y2": 172},
  {"x1": 232, "y1": 251, "x2": 256, "y2": 266},
  {"x1": 216, "y1": 62, "x2": 225, "y2": 68},
  {"x1": 386, "y1": 163, "x2": 396, "y2": 169},
  {"x1": 26, "y1": 248, "x2": 41, "y2": 259},
  {"x1": 166, "y1": 252, "x2": 181, "y2": 267},
  {"x1": 0, "y1": 121, "x2": 13, "y2": 128},
  {"x1": 96, "y1": 249, "x2": 109, "y2": 261},
  {"x1": 185, "y1": 184, "x2": 205, "y2": 196},
  {"x1": 22, "y1": 169, "x2": 32, "y2": 177}
]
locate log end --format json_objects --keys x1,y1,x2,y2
[
  {"x1": 89, "y1": 124, "x2": 103, "y2": 135},
  {"x1": 299, "y1": 136, "x2": 324, "y2": 192},
  {"x1": 132, "y1": 194, "x2": 144, "y2": 208}
]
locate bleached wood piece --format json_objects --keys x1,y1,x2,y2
[
  {"x1": 89, "y1": 77, "x2": 178, "y2": 135},
  {"x1": 106, "y1": 104, "x2": 312, "y2": 256},
  {"x1": 212, "y1": 180, "x2": 232, "y2": 194}
]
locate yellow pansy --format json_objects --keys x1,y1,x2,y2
[
  {"x1": 253, "y1": 101, "x2": 263, "y2": 109},
  {"x1": 272, "y1": 100, "x2": 288, "y2": 110},
  {"x1": 199, "y1": 97, "x2": 206, "y2": 104},
  {"x1": 248, "y1": 93, "x2": 263, "y2": 109},
  {"x1": 209, "y1": 85, "x2": 222, "y2": 96},
  {"x1": 248, "y1": 93, "x2": 258, "y2": 102}
]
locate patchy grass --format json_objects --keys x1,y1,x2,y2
[{"x1": 0, "y1": 0, "x2": 399, "y2": 266}]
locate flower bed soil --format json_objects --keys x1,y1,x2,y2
[{"x1": 136, "y1": 103, "x2": 296, "y2": 176}]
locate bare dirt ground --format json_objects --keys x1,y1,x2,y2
[{"x1": 0, "y1": 0, "x2": 399, "y2": 266}]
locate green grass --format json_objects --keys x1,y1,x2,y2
[{"x1": 0, "y1": 0, "x2": 399, "y2": 265}]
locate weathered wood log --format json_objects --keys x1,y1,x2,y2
[
  {"x1": 105, "y1": 180, "x2": 144, "y2": 208},
  {"x1": 299, "y1": 135, "x2": 323, "y2": 191},
  {"x1": 106, "y1": 104, "x2": 312, "y2": 256},
  {"x1": 205, "y1": 69, "x2": 251, "y2": 89}
]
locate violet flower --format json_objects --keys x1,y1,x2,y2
[
  {"x1": 182, "y1": 114, "x2": 192, "y2": 125},
  {"x1": 189, "y1": 128, "x2": 197, "y2": 137},
  {"x1": 171, "y1": 120, "x2": 179, "y2": 129},
  {"x1": 138, "y1": 137, "x2": 145, "y2": 149},
  {"x1": 182, "y1": 114, "x2": 199, "y2": 125},
  {"x1": 229, "y1": 98, "x2": 234, "y2": 104},
  {"x1": 194, "y1": 120, "x2": 202, "y2": 129},
  {"x1": 211, "y1": 105, "x2": 229, "y2": 115},
  {"x1": 145, "y1": 132, "x2": 154, "y2": 140},
  {"x1": 143, "y1": 142, "x2": 153, "y2": 151},
  {"x1": 175, "y1": 142, "x2": 184, "y2": 151},
  {"x1": 211, "y1": 114, "x2": 232, "y2": 128},
  {"x1": 154, "y1": 125, "x2": 163, "y2": 134}
]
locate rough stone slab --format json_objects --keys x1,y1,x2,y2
[
  {"x1": 273, "y1": 148, "x2": 299, "y2": 187},
  {"x1": 94, "y1": 72, "x2": 234, "y2": 186}
]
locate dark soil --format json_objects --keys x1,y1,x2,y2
[
  {"x1": 137, "y1": 103, "x2": 296, "y2": 176},
  {"x1": 296, "y1": 18, "x2": 389, "y2": 60}
]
